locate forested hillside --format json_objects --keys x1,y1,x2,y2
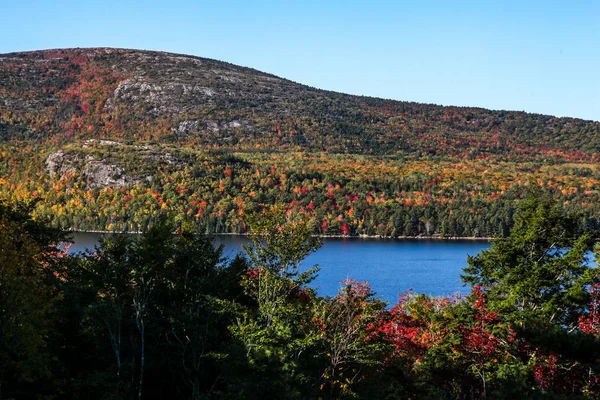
[
  {"x1": 1, "y1": 48, "x2": 599, "y2": 236},
  {"x1": 2, "y1": 199, "x2": 600, "y2": 399}
]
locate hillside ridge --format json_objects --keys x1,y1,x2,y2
[
  {"x1": 2, "y1": 46, "x2": 596, "y2": 122},
  {"x1": 1, "y1": 47, "x2": 600, "y2": 237},
  {"x1": 1, "y1": 47, "x2": 599, "y2": 159}
]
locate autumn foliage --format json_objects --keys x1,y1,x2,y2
[
  {"x1": 2, "y1": 47, "x2": 600, "y2": 398},
  {"x1": 1, "y1": 48, "x2": 600, "y2": 238}
]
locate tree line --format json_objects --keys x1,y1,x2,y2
[
  {"x1": 2, "y1": 142, "x2": 600, "y2": 238},
  {"x1": 1, "y1": 192, "x2": 600, "y2": 399}
]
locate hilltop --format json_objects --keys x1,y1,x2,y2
[
  {"x1": 0, "y1": 48, "x2": 599, "y2": 236},
  {"x1": 1, "y1": 47, "x2": 599, "y2": 159}
]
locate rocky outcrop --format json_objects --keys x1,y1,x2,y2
[
  {"x1": 173, "y1": 118, "x2": 254, "y2": 136},
  {"x1": 46, "y1": 148, "x2": 147, "y2": 188},
  {"x1": 203, "y1": 119, "x2": 254, "y2": 132},
  {"x1": 173, "y1": 120, "x2": 200, "y2": 135},
  {"x1": 110, "y1": 78, "x2": 219, "y2": 114},
  {"x1": 82, "y1": 161, "x2": 141, "y2": 188},
  {"x1": 45, "y1": 139, "x2": 187, "y2": 188},
  {"x1": 46, "y1": 150, "x2": 77, "y2": 178},
  {"x1": 4, "y1": 47, "x2": 599, "y2": 157}
]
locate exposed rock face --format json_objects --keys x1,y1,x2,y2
[
  {"x1": 81, "y1": 139, "x2": 124, "y2": 148},
  {"x1": 3, "y1": 47, "x2": 600, "y2": 157},
  {"x1": 111, "y1": 78, "x2": 219, "y2": 114},
  {"x1": 203, "y1": 119, "x2": 254, "y2": 132},
  {"x1": 204, "y1": 120, "x2": 220, "y2": 132},
  {"x1": 45, "y1": 140, "x2": 185, "y2": 188},
  {"x1": 46, "y1": 149, "x2": 142, "y2": 188},
  {"x1": 82, "y1": 161, "x2": 140, "y2": 188},
  {"x1": 173, "y1": 119, "x2": 255, "y2": 135},
  {"x1": 46, "y1": 150, "x2": 77, "y2": 178},
  {"x1": 96, "y1": 48, "x2": 293, "y2": 117},
  {"x1": 173, "y1": 120, "x2": 200, "y2": 135}
]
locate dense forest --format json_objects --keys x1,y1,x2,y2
[
  {"x1": 1, "y1": 195, "x2": 599, "y2": 399},
  {"x1": 1, "y1": 48, "x2": 600, "y2": 236}
]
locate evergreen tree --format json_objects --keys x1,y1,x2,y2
[{"x1": 462, "y1": 190, "x2": 598, "y2": 329}]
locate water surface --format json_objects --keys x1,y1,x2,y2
[{"x1": 68, "y1": 233, "x2": 490, "y2": 304}]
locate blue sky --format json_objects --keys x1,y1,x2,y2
[{"x1": 2, "y1": 0, "x2": 599, "y2": 121}]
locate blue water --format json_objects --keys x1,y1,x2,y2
[
  {"x1": 68, "y1": 233, "x2": 490, "y2": 304},
  {"x1": 302, "y1": 238, "x2": 488, "y2": 302}
]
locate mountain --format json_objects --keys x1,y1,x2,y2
[
  {"x1": 0, "y1": 48, "x2": 599, "y2": 236},
  {"x1": 2, "y1": 47, "x2": 599, "y2": 158}
]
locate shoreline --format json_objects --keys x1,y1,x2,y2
[{"x1": 64, "y1": 229, "x2": 494, "y2": 241}]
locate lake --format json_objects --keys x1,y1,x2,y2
[{"x1": 68, "y1": 233, "x2": 490, "y2": 304}]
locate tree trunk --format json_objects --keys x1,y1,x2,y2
[{"x1": 138, "y1": 320, "x2": 145, "y2": 400}]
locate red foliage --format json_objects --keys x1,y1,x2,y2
[
  {"x1": 339, "y1": 279, "x2": 372, "y2": 299},
  {"x1": 458, "y1": 286, "x2": 500, "y2": 365},
  {"x1": 579, "y1": 283, "x2": 600, "y2": 336},
  {"x1": 372, "y1": 292, "x2": 450, "y2": 364},
  {"x1": 530, "y1": 351, "x2": 595, "y2": 395},
  {"x1": 245, "y1": 268, "x2": 264, "y2": 281},
  {"x1": 341, "y1": 222, "x2": 349, "y2": 236},
  {"x1": 532, "y1": 353, "x2": 559, "y2": 390}
]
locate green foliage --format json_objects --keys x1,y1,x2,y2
[
  {"x1": 1, "y1": 195, "x2": 600, "y2": 398},
  {"x1": 56, "y1": 218, "x2": 239, "y2": 399},
  {"x1": 243, "y1": 204, "x2": 321, "y2": 278},
  {"x1": 229, "y1": 206, "x2": 323, "y2": 398},
  {"x1": 313, "y1": 280, "x2": 387, "y2": 398},
  {"x1": 5, "y1": 141, "x2": 600, "y2": 239},
  {"x1": 2, "y1": 49, "x2": 600, "y2": 158},
  {"x1": 0, "y1": 221, "x2": 49, "y2": 386},
  {"x1": 2, "y1": 48, "x2": 600, "y2": 240},
  {"x1": 0, "y1": 202, "x2": 65, "y2": 396},
  {"x1": 462, "y1": 190, "x2": 598, "y2": 328}
]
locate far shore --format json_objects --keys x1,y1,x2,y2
[{"x1": 63, "y1": 229, "x2": 494, "y2": 241}]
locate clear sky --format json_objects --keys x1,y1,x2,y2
[{"x1": 2, "y1": 0, "x2": 599, "y2": 121}]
